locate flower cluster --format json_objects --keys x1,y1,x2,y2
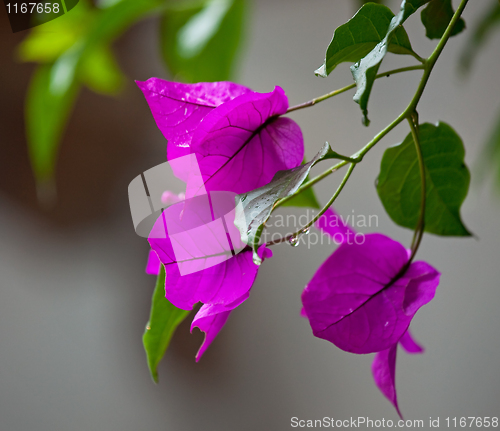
[
  {"x1": 138, "y1": 78, "x2": 303, "y2": 360},
  {"x1": 138, "y1": 78, "x2": 440, "y2": 416}
]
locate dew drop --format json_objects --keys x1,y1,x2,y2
[
  {"x1": 288, "y1": 235, "x2": 299, "y2": 247},
  {"x1": 301, "y1": 227, "x2": 310, "y2": 235},
  {"x1": 146, "y1": 326, "x2": 151, "y2": 331}
]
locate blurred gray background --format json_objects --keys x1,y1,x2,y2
[{"x1": 1, "y1": 1, "x2": 499, "y2": 430}]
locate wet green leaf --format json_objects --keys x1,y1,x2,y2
[
  {"x1": 143, "y1": 265, "x2": 191, "y2": 383},
  {"x1": 377, "y1": 122, "x2": 471, "y2": 236},
  {"x1": 234, "y1": 143, "x2": 333, "y2": 264}
]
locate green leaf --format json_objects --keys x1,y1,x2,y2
[
  {"x1": 23, "y1": 0, "x2": 163, "y2": 191},
  {"x1": 377, "y1": 122, "x2": 471, "y2": 236},
  {"x1": 420, "y1": 0, "x2": 465, "y2": 40},
  {"x1": 234, "y1": 143, "x2": 332, "y2": 264},
  {"x1": 160, "y1": 0, "x2": 246, "y2": 82},
  {"x1": 26, "y1": 62, "x2": 80, "y2": 188},
  {"x1": 17, "y1": 1, "x2": 94, "y2": 63},
  {"x1": 315, "y1": 3, "x2": 414, "y2": 78},
  {"x1": 280, "y1": 185, "x2": 321, "y2": 209},
  {"x1": 459, "y1": 2, "x2": 500, "y2": 74},
  {"x1": 280, "y1": 157, "x2": 320, "y2": 209},
  {"x1": 80, "y1": 46, "x2": 125, "y2": 95},
  {"x1": 350, "y1": 0, "x2": 430, "y2": 125},
  {"x1": 143, "y1": 264, "x2": 191, "y2": 383}
]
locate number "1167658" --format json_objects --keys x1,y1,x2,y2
[{"x1": 6, "y1": 3, "x2": 60, "y2": 14}]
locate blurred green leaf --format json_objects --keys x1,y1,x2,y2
[
  {"x1": 143, "y1": 265, "x2": 191, "y2": 383},
  {"x1": 26, "y1": 62, "x2": 80, "y2": 193},
  {"x1": 421, "y1": 0, "x2": 465, "y2": 40},
  {"x1": 18, "y1": 1, "x2": 93, "y2": 62},
  {"x1": 315, "y1": 3, "x2": 415, "y2": 78},
  {"x1": 377, "y1": 122, "x2": 471, "y2": 236},
  {"x1": 351, "y1": 0, "x2": 430, "y2": 126},
  {"x1": 81, "y1": 46, "x2": 125, "y2": 95},
  {"x1": 460, "y1": 2, "x2": 500, "y2": 74},
  {"x1": 21, "y1": 0, "x2": 166, "y2": 190},
  {"x1": 160, "y1": 0, "x2": 246, "y2": 82},
  {"x1": 476, "y1": 106, "x2": 500, "y2": 191}
]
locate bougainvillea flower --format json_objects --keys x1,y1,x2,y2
[
  {"x1": 188, "y1": 86, "x2": 304, "y2": 194},
  {"x1": 190, "y1": 245, "x2": 272, "y2": 362},
  {"x1": 302, "y1": 234, "x2": 439, "y2": 353},
  {"x1": 145, "y1": 249, "x2": 161, "y2": 275},
  {"x1": 304, "y1": 209, "x2": 440, "y2": 416},
  {"x1": 136, "y1": 79, "x2": 251, "y2": 167},
  {"x1": 137, "y1": 79, "x2": 304, "y2": 195},
  {"x1": 139, "y1": 79, "x2": 301, "y2": 359},
  {"x1": 372, "y1": 329, "x2": 424, "y2": 418},
  {"x1": 315, "y1": 208, "x2": 356, "y2": 244}
]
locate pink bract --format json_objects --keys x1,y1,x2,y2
[
  {"x1": 136, "y1": 79, "x2": 251, "y2": 166},
  {"x1": 302, "y1": 233, "x2": 439, "y2": 354}
]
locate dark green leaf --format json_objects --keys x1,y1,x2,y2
[
  {"x1": 315, "y1": 3, "x2": 414, "y2": 77},
  {"x1": 350, "y1": 0, "x2": 430, "y2": 125},
  {"x1": 421, "y1": 0, "x2": 465, "y2": 40},
  {"x1": 377, "y1": 122, "x2": 471, "y2": 236},
  {"x1": 26, "y1": 62, "x2": 80, "y2": 190},
  {"x1": 234, "y1": 143, "x2": 332, "y2": 264},
  {"x1": 160, "y1": 0, "x2": 246, "y2": 82},
  {"x1": 143, "y1": 265, "x2": 191, "y2": 383},
  {"x1": 459, "y1": 2, "x2": 500, "y2": 74}
]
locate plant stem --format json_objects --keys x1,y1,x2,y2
[
  {"x1": 267, "y1": 163, "x2": 356, "y2": 246},
  {"x1": 383, "y1": 115, "x2": 427, "y2": 284},
  {"x1": 286, "y1": 65, "x2": 425, "y2": 113},
  {"x1": 407, "y1": 114, "x2": 426, "y2": 262},
  {"x1": 405, "y1": 0, "x2": 470, "y2": 114}
]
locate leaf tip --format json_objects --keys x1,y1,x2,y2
[{"x1": 361, "y1": 111, "x2": 370, "y2": 127}]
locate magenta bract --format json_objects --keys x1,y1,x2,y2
[
  {"x1": 190, "y1": 86, "x2": 304, "y2": 194},
  {"x1": 136, "y1": 79, "x2": 251, "y2": 167},
  {"x1": 302, "y1": 233, "x2": 439, "y2": 354},
  {"x1": 139, "y1": 79, "x2": 299, "y2": 360}
]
